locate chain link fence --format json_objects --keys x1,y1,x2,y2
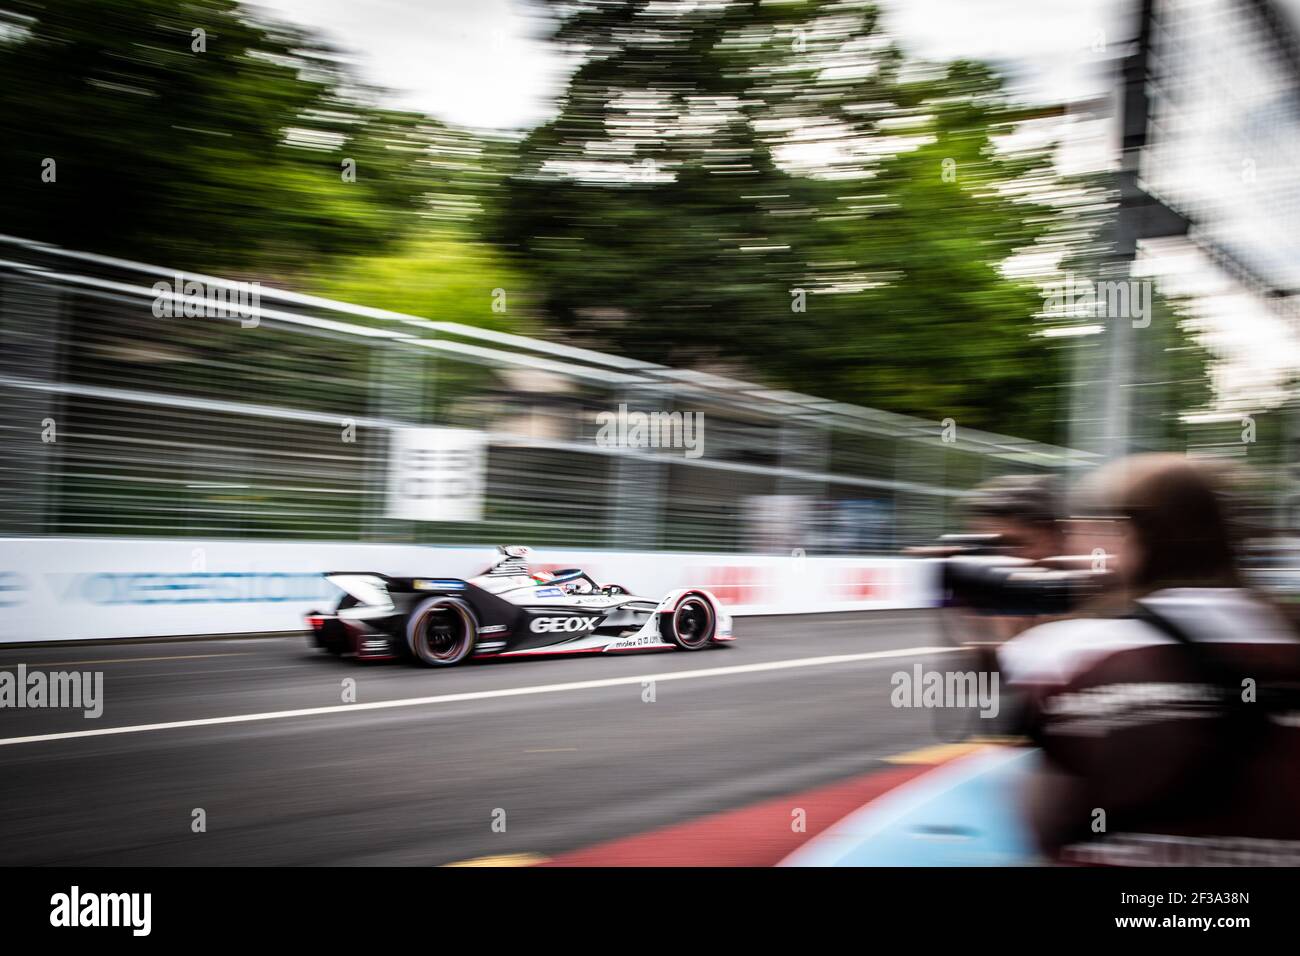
[{"x1": 0, "y1": 235, "x2": 1093, "y2": 552}]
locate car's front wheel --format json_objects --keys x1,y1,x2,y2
[
  {"x1": 406, "y1": 597, "x2": 477, "y2": 666},
  {"x1": 663, "y1": 595, "x2": 715, "y2": 650}
]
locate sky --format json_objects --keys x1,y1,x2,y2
[
  {"x1": 254, "y1": 0, "x2": 1128, "y2": 130},
  {"x1": 251, "y1": 0, "x2": 565, "y2": 131},
  {"x1": 251, "y1": 0, "x2": 1298, "y2": 411}
]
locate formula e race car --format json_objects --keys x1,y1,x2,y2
[{"x1": 305, "y1": 546, "x2": 733, "y2": 665}]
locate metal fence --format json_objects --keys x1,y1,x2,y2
[{"x1": 0, "y1": 234, "x2": 1094, "y2": 553}]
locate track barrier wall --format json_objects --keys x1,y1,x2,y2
[{"x1": 0, "y1": 538, "x2": 938, "y2": 643}]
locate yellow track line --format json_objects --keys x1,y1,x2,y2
[
  {"x1": 442, "y1": 853, "x2": 547, "y2": 867},
  {"x1": 883, "y1": 741, "x2": 993, "y2": 765}
]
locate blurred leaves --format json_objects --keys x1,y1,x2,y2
[
  {"x1": 0, "y1": 0, "x2": 436, "y2": 274},
  {"x1": 495, "y1": 0, "x2": 1070, "y2": 439},
  {"x1": 314, "y1": 232, "x2": 532, "y2": 334},
  {"x1": 0, "y1": 0, "x2": 1213, "y2": 446}
]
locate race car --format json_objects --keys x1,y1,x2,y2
[{"x1": 305, "y1": 545, "x2": 733, "y2": 665}]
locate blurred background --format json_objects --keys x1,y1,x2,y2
[
  {"x1": 0, "y1": 0, "x2": 1296, "y2": 563},
  {"x1": 4, "y1": 0, "x2": 1300, "y2": 875}
]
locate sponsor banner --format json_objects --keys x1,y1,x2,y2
[
  {"x1": 385, "y1": 426, "x2": 486, "y2": 523},
  {"x1": 0, "y1": 539, "x2": 938, "y2": 643}
]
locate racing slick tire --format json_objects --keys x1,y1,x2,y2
[
  {"x1": 663, "y1": 594, "x2": 715, "y2": 651},
  {"x1": 405, "y1": 596, "x2": 478, "y2": 667}
]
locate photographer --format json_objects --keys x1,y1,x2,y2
[
  {"x1": 997, "y1": 454, "x2": 1300, "y2": 862},
  {"x1": 934, "y1": 474, "x2": 1072, "y2": 656},
  {"x1": 920, "y1": 474, "x2": 1074, "y2": 739},
  {"x1": 964, "y1": 473, "x2": 1066, "y2": 564}
]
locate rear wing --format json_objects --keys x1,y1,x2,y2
[{"x1": 325, "y1": 572, "x2": 470, "y2": 603}]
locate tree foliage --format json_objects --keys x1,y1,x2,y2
[
  {"x1": 0, "y1": 0, "x2": 1215, "y2": 445},
  {"x1": 495, "y1": 1, "x2": 1073, "y2": 439},
  {"x1": 0, "y1": 0, "x2": 432, "y2": 274}
]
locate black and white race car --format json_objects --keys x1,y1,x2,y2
[{"x1": 306, "y1": 546, "x2": 733, "y2": 665}]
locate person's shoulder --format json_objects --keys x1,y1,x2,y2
[
  {"x1": 999, "y1": 615, "x2": 1164, "y2": 686},
  {"x1": 1144, "y1": 588, "x2": 1297, "y2": 644}
]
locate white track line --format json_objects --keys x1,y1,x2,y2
[{"x1": 0, "y1": 645, "x2": 958, "y2": 747}]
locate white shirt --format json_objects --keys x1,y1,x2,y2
[{"x1": 999, "y1": 588, "x2": 1294, "y2": 687}]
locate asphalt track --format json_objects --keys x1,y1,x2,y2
[{"x1": 0, "y1": 611, "x2": 969, "y2": 865}]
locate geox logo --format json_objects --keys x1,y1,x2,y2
[{"x1": 530, "y1": 616, "x2": 599, "y2": 634}]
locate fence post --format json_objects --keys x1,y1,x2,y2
[
  {"x1": 607, "y1": 385, "x2": 665, "y2": 551},
  {"x1": 364, "y1": 338, "x2": 425, "y2": 542},
  {"x1": 0, "y1": 276, "x2": 65, "y2": 535}
]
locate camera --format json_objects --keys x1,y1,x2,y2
[{"x1": 936, "y1": 534, "x2": 1109, "y2": 616}]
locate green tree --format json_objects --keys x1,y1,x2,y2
[
  {"x1": 313, "y1": 232, "x2": 532, "y2": 336},
  {"x1": 0, "y1": 0, "x2": 428, "y2": 274},
  {"x1": 497, "y1": 1, "x2": 1095, "y2": 441}
]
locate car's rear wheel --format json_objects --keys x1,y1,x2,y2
[
  {"x1": 406, "y1": 597, "x2": 477, "y2": 666},
  {"x1": 664, "y1": 595, "x2": 714, "y2": 650}
]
